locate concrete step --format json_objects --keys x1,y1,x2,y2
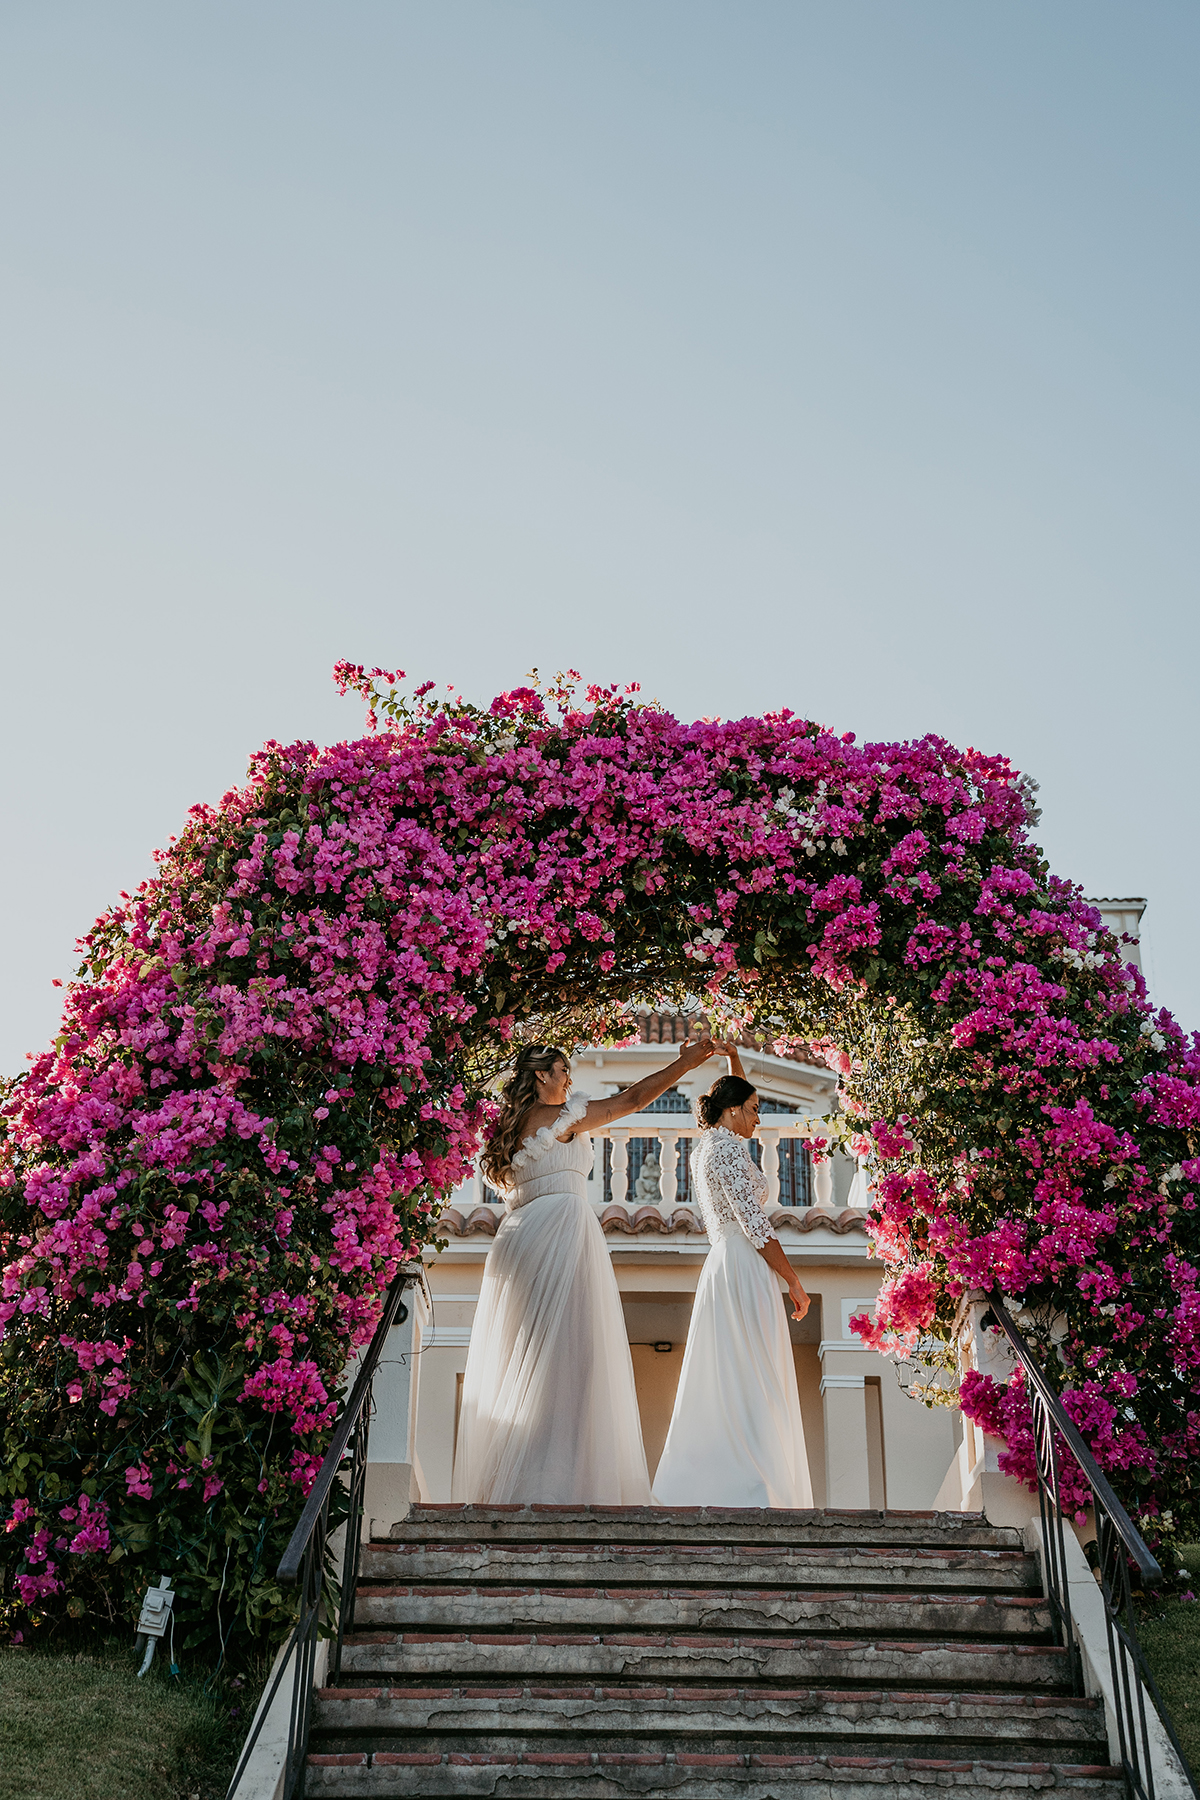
[
  {"x1": 326, "y1": 1510, "x2": 1111, "y2": 1793},
  {"x1": 361, "y1": 1542, "x2": 1039, "y2": 1595},
  {"x1": 339, "y1": 1630, "x2": 1073, "y2": 1690},
  {"x1": 304, "y1": 1749, "x2": 1124, "y2": 1797},
  {"x1": 351, "y1": 1585, "x2": 1053, "y2": 1641},
  {"x1": 312, "y1": 1682, "x2": 1109, "y2": 1759},
  {"x1": 386, "y1": 1507, "x2": 1024, "y2": 1553}
]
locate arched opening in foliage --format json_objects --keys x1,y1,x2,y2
[{"x1": 3, "y1": 667, "x2": 1198, "y2": 1656}]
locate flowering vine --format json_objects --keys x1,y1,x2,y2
[{"x1": 2, "y1": 665, "x2": 1197, "y2": 1654}]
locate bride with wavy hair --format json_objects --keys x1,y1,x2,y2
[{"x1": 452, "y1": 1036, "x2": 717, "y2": 1505}]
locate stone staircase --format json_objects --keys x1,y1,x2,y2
[{"x1": 304, "y1": 1504, "x2": 1121, "y2": 1798}]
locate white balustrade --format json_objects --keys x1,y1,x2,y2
[
  {"x1": 586, "y1": 1112, "x2": 820, "y2": 1210},
  {"x1": 466, "y1": 1113, "x2": 847, "y2": 1212}
]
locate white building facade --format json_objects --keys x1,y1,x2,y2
[{"x1": 360, "y1": 900, "x2": 1146, "y2": 1531}]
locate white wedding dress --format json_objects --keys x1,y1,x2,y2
[
  {"x1": 451, "y1": 1095, "x2": 652, "y2": 1505},
  {"x1": 653, "y1": 1125, "x2": 813, "y2": 1509}
]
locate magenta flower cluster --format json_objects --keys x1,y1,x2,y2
[{"x1": 1, "y1": 666, "x2": 1197, "y2": 1650}]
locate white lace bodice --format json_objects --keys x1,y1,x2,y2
[
  {"x1": 503, "y1": 1094, "x2": 592, "y2": 1212},
  {"x1": 691, "y1": 1126, "x2": 777, "y2": 1249}
]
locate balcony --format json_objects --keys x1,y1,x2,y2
[{"x1": 447, "y1": 1113, "x2": 871, "y2": 1239}]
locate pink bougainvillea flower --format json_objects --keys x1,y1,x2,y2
[{"x1": 1, "y1": 665, "x2": 1197, "y2": 1650}]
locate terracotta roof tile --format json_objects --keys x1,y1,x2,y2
[{"x1": 435, "y1": 1201, "x2": 868, "y2": 1239}]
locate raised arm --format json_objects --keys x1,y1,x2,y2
[
  {"x1": 711, "y1": 1039, "x2": 748, "y2": 1082},
  {"x1": 575, "y1": 1039, "x2": 718, "y2": 1132}
]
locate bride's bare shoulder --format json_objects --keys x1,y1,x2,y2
[
  {"x1": 522, "y1": 1102, "x2": 565, "y2": 1136},
  {"x1": 522, "y1": 1094, "x2": 588, "y2": 1144}
]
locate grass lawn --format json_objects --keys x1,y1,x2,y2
[
  {"x1": 1136, "y1": 1542, "x2": 1200, "y2": 1778},
  {"x1": 0, "y1": 1642, "x2": 251, "y2": 1800}
]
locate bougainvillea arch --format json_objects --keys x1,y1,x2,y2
[{"x1": 2, "y1": 668, "x2": 1198, "y2": 1654}]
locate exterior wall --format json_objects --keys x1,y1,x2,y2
[
  {"x1": 1092, "y1": 898, "x2": 1146, "y2": 973},
  {"x1": 407, "y1": 1246, "x2": 956, "y2": 1510}
]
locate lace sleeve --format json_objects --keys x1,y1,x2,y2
[
  {"x1": 509, "y1": 1093, "x2": 590, "y2": 1172},
  {"x1": 707, "y1": 1130, "x2": 778, "y2": 1250}
]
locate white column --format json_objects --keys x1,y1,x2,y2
[
  {"x1": 878, "y1": 1368, "x2": 956, "y2": 1510},
  {"x1": 814, "y1": 1156, "x2": 834, "y2": 1207},
  {"x1": 932, "y1": 1294, "x2": 1036, "y2": 1526},
  {"x1": 819, "y1": 1322, "x2": 874, "y2": 1509},
  {"x1": 821, "y1": 1373, "x2": 871, "y2": 1509},
  {"x1": 365, "y1": 1281, "x2": 430, "y2": 1535}
]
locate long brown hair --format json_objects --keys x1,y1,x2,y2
[{"x1": 481, "y1": 1043, "x2": 568, "y2": 1189}]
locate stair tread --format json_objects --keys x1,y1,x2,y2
[
  {"x1": 384, "y1": 1507, "x2": 1024, "y2": 1552},
  {"x1": 311, "y1": 1682, "x2": 1108, "y2": 1752},
  {"x1": 361, "y1": 1545, "x2": 1038, "y2": 1593},
  {"x1": 340, "y1": 1632, "x2": 1074, "y2": 1694},
  {"x1": 319, "y1": 1685, "x2": 1101, "y2": 1707},
  {"x1": 303, "y1": 1748, "x2": 1124, "y2": 1797},
  {"x1": 353, "y1": 1587, "x2": 1051, "y2": 1636},
  {"x1": 344, "y1": 1630, "x2": 1063, "y2": 1648},
  {"x1": 317, "y1": 1684, "x2": 1102, "y2": 1713}
]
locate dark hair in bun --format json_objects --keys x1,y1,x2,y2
[{"x1": 697, "y1": 1075, "x2": 757, "y2": 1129}]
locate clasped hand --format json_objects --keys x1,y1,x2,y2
[{"x1": 676, "y1": 1036, "x2": 744, "y2": 1070}]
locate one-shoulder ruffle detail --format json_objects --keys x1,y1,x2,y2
[{"x1": 509, "y1": 1093, "x2": 589, "y2": 1173}]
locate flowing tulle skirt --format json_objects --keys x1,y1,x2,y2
[
  {"x1": 653, "y1": 1227, "x2": 813, "y2": 1509},
  {"x1": 452, "y1": 1192, "x2": 652, "y2": 1504}
]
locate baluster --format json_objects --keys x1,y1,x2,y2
[
  {"x1": 673, "y1": 1133, "x2": 686, "y2": 1206},
  {"x1": 814, "y1": 1154, "x2": 834, "y2": 1207},
  {"x1": 651, "y1": 1132, "x2": 667, "y2": 1205},
  {"x1": 761, "y1": 1128, "x2": 781, "y2": 1206},
  {"x1": 610, "y1": 1130, "x2": 630, "y2": 1205}
]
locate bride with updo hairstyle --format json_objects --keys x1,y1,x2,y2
[
  {"x1": 695, "y1": 1072, "x2": 757, "y2": 1131},
  {"x1": 453, "y1": 1034, "x2": 720, "y2": 1505},
  {"x1": 653, "y1": 1045, "x2": 814, "y2": 1509}
]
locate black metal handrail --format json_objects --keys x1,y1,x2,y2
[
  {"x1": 987, "y1": 1296, "x2": 1197, "y2": 1800},
  {"x1": 225, "y1": 1271, "x2": 413, "y2": 1800}
]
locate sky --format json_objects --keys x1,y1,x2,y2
[{"x1": 2, "y1": 1, "x2": 1198, "y2": 1072}]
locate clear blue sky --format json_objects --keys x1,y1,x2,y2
[{"x1": 2, "y1": 1, "x2": 1198, "y2": 1069}]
